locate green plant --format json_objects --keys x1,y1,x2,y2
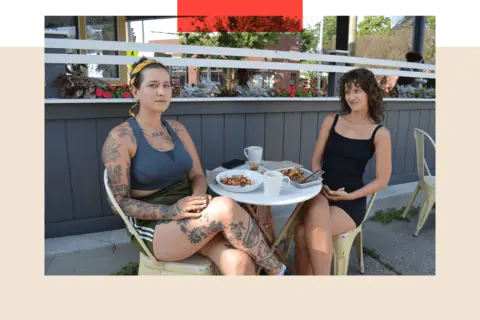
[
  {"x1": 112, "y1": 261, "x2": 139, "y2": 275},
  {"x1": 371, "y1": 206, "x2": 420, "y2": 224},
  {"x1": 96, "y1": 84, "x2": 132, "y2": 99}
]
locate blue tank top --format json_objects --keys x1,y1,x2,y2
[{"x1": 127, "y1": 118, "x2": 193, "y2": 190}]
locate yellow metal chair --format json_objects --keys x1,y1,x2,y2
[
  {"x1": 103, "y1": 170, "x2": 217, "y2": 275},
  {"x1": 282, "y1": 193, "x2": 376, "y2": 275},
  {"x1": 332, "y1": 192, "x2": 377, "y2": 275},
  {"x1": 402, "y1": 128, "x2": 436, "y2": 237}
]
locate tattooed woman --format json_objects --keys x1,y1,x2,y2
[
  {"x1": 102, "y1": 57, "x2": 286, "y2": 275},
  {"x1": 294, "y1": 68, "x2": 392, "y2": 275}
]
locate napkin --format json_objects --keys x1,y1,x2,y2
[{"x1": 261, "y1": 160, "x2": 304, "y2": 171}]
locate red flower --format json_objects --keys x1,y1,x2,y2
[
  {"x1": 303, "y1": 88, "x2": 308, "y2": 93},
  {"x1": 96, "y1": 89, "x2": 103, "y2": 97},
  {"x1": 287, "y1": 86, "x2": 291, "y2": 93},
  {"x1": 279, "y1": 88, "x2": 285, "y2": 91},
  {"x1": 108, "y1": 85, "x2": 115, "y2": 91},
  {"x1": 123, "y1": 92, "x2": 131, "y2": 98},
  {"x1": 103, "y1": 92, "x2": 111, "y2": 99}
]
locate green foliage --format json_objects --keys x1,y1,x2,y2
[
  {"x1": 322, "y1": 16, "x2": 337, "y2": 47},
  {"x1": 358, "y1": 16, "x2": 392, "y2": 36},
  {"x1": 177, "y1": 17, "x2": 289, "y2": 59},
  {"x1": 426, "y1": 16, "x2": 435, "y2": 30},
  {"x1": 112, "y1": 261, "x2": 139, "y2": 275},
  {"x1": 178, "y1": 31, "x2": 277, "y2": 59},
  {"x1": 371, "y1": 206, "x2": 420, "y2": 225}
]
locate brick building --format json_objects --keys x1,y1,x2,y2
[{"x1": 149, "y1": 33, "x2": 301, "y2": 89}]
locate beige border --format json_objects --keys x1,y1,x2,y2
[{"x1": 3, "y1": 46, "x2": 479, "y2": 318}]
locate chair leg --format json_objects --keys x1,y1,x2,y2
[
  {"x1": 333, "y1": 234, "x2": 356, "y2": 276},
  {"x1": 354, "y1": 230, "x2": 364, "y2": 274},
  {"x1": 402, "y1": 183, "x2": 421, "y2": 218},
  {"x1": 414, "y1": 197, "x2": 435, "y2": 237}
]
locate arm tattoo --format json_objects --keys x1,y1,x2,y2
[
  {"x1": 102, "y1": 134, "x2": 121, "y2": 163},
  {"x1": 116, "y1": 196, "x2": 180, "y2": 221},
  {"x1": 103, "y1": 126, "x2": 178, "y2": 221}
]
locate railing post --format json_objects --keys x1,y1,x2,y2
[{"x1": 327, "y1": 16, "x2": 349, "y2": 97}]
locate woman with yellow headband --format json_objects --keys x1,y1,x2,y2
[{"x1": 102, "y1": 57, "x2": 288, "y2": 275}]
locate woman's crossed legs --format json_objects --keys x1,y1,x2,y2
[{"x1": 153, "y1": 196, "x2": 283, "y2": 275}]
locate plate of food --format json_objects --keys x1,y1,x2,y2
[
  {"x1": 215, "y1": 170, "x2": 264, "y2": 193},
  {"x1": 276, "y1": 167, "x2": 323, "y2": 188}
]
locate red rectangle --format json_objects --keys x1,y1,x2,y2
[
  {"x1": 178, "y1": 0, "x2": 302, "y2": 16},
  {"x1": 177, "y1": 16, "x2": 303, "y2": 32}
]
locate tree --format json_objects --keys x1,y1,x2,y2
[
  {"x1": 358, "y1": 16, "x2": 392, "y2": 36},
  {"x1": 177, "y1": 17, "x2": 286, "y2": 88},
  {"x1": 322, "y1": 16, "x2": 337, "y2": 52},
  {"x1": 426, "y1": 16, "x2": 435, "y2": 30}
]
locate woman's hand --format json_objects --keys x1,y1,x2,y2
[
  {"x1": 192, "y1": 192, "x2": 213, "y2": 203},
  {"x1": 322, "y1": 185, "x2": 353, "y2": 201},
  {"x1": 171, "y1": 195, "x2": 210, "y2": 220}
]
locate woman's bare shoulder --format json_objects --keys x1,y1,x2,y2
[
  {"x1": 108, "y1": 121, "x2": 136, "y2": 144},
  {"x1": 374, "y1": 126, "x2": 391, "y2": 143},
  {"x1": 319, "y1": 113, "x2": 337, "y2": 130}
]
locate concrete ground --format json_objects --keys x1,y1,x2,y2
[
  {"x1": 45, "y1": 181, "x2": 435, "y2": 276},
  {"x1": 276, "y1": 206, "x2": 435, "y2": 276}
]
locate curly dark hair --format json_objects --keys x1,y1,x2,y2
[
  {"x1": 338, "y1": 68, "x2": 385, "y2": 124},
  {"x1": 130, "y1": 57, "x2": 170, "y2": 89}
]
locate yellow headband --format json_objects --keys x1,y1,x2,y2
[{"x1": 129, "y1": 59, "x2": 166, "y2": 87}]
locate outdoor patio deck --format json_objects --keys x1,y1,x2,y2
[{"x1": 45, "y1": 97, "x2": 435, "y2": 238}]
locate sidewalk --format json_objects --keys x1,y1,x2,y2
[
  {"x1": 277, "y1": 207, "x2": 435, "y2": 276},
  {"x1": 45, "y1": 181, "x2": 434, "y2": 275}
]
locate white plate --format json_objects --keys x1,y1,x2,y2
[
  {"x1": 215, "y1": 170, "x2": 264, "y2": 193},
  {"x1": 275, "y1": 167, "x2": 323, "y2": 188}
]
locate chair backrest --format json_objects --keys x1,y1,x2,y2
[
  {"x1": 103, "y1": 169, "x2": 157, "y2": 262},
  {"x1": 360, "y1": 192, "x2": 377, "y2": 225},
  {"x1": 413, "y1": 128, "x2": 436, "y2": 180}
]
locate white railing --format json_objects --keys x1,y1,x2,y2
[{"x1": 44, "y1": 38, "x2": 436, "y2": 79}]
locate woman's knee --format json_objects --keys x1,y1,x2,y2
[
  {"x1": 206, "y1": 196, "x2": 236, "y2": 222},
  {"x1": 222, "y1": 250, "x2": 255, "y2": 275}
]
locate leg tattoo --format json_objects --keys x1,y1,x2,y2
[{"x1": 228, "y1": 214, "x2": 282, "y2": 273}]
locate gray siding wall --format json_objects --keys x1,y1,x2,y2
[{"x1": 45, "y1": 99, "x2": 435, "y2": 238}]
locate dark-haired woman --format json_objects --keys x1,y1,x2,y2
[
  {"x1": 294, "y1": 68, "x2": 392, "y2": 275},
  {"x1": 102, "y1": 58, "x2": 287, "y2": 275}
]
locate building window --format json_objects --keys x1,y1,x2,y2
[
  {"x1": 170, "y1": 66, "x2": 187, "y2": 87},
  {"x1": 45, "y1": 16, "x2": 79, "y2": 56},
  {"x1": 85, "y1": 16, "x2": 119, "y2": 79},
  {"x1": 199, "y1": 67, "x2": 225, "y2": 85}
]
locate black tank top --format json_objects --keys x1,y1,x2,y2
[{"x1": 321, "y1": 114, "x2": 382, "y2": 192}]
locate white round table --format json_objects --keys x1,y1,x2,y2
[
  {"x1": 206, "y1": 163, "x2": 323, "y2": 274},
  {"x1": 207, "y1": 163, "x2": 323, "y2": 206}
]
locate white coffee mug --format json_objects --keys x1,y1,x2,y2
[
  {"x1": 263, "y1": 171, "x2": 290, "y2": 197},
  {"x1": 244, "y1": 146, "x2": 263, "y2": 165}
]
